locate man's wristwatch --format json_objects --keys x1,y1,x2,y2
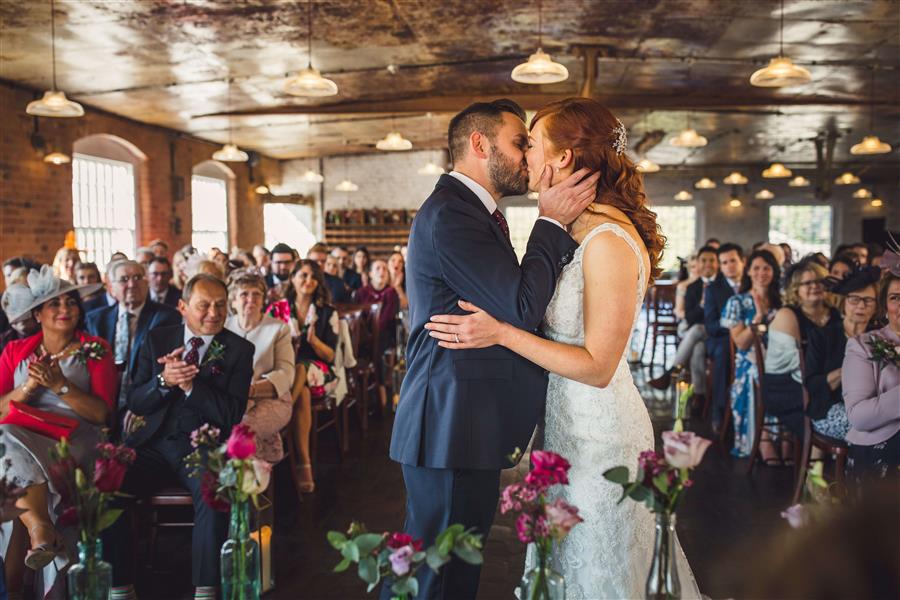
[{"x1": 157, "y1": 373, "x2": 171, "y2": 389}]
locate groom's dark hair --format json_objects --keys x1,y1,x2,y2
[{"x1": 447, "y1": 99, "x2": 526, "y2": 165}]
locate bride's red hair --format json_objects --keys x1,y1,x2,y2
[{"x1": 532, "y1": 98, "x2": 666, "y2": 281}]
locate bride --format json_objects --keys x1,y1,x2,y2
[{"x1": 425, "y1": 98, "x2": 700, "y2": 599}]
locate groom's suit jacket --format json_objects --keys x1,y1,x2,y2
[{"x1": 389, "y1": 174, "x2": 579, "y2": 470}]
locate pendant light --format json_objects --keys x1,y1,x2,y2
[
  {"x1": 755, "y1": 189, "x2": 775, "y2": 200},
  {"x1": 670, "y1": 114, "x2": 707, "y2": 148},
  {"x1": 762, "y1": 162, "x2": 792, "y2": 178},
  {"x1": 284, "y1": 1, "x2": 338, "y2": 97},
  {"x1": 418, "y1": 114, "x2": 445, "y2": 175},
  {"x1": 694, "y1": 177, "x2": 716, "y2": 189},
  {"x1": 728, "y1": 197, "x2": 743, "y2": 208},
  {"x1": 301, "y1": 169, "x2": 324, "y2": 183},
  {"x1": 212, "y1": 78, "x2": 248, "y2": 162},
  {"x1": 26, "y1": 0, "x2": 84, "y2": 118},
  {"x1": 788, "y1": 175, "x2": 810, "y2": 187},
  {"x1": 673, "y1": 189, "x2": 693, "y2": 201},
  {"x1": 749, "y1": 0, "x2": 811, "y2": 87},
  {"x1": 43, "y1": 151, "x2": 71, "y2": 165},
  {"x1": 723, "y1": 172, "x2": 748, "y2": 185},
  {"x1": 511, "y1": 0, "x2": 568, "y2": 85},
  {"x1": 255, "y1": 184, "x2": 270, "y2": 195},
  {"x1": 870, "y1": 198, "x2": 883, "y2": 208},
  {"x1": 851, "y1": 67, "x2": 892, "y2": 155},
  {"x1": 834, "y1": 172, "x2": 860, "y2": 185},
  {"x1": 635, "y1": 158, "x2": 660, "y2": 173},
  {"x1": 853, "y1": 188, "x2": 873, "y2": 199},
  {"x1": 376, "y1": 131, "x2": 413, "y2": 151},
  {"x1": 334, "y1": 150, "x2": 358, "y2": 192}
]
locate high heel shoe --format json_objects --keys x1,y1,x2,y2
[
  {"x1": 24, "y1": 523, "x2": 65, "y2": 570},
  {"x1": 296, "y1": 464, "x2": 316, "y2": 494}
]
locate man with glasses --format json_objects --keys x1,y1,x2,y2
[
  {"x1": 86, "y1": 259, "x2": 182, "y2": 422},
  {"x1": 147, "y1": 256, "x2": 182, "y2": 307},
  {"x1": 265, "y1": 243, "x2": 297, "y2": 303}
]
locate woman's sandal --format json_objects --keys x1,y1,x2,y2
[
  {"x1": 24, "y1": 523, "x2": 65, "y2": 570},
  {"x1": 296, "y1": 464, "x2": 316, "y2": 494}
]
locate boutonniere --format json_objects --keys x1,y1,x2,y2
[
  {"x1": 866, "y1": 335, "x2": 900, "y2": 369},
  {"x1": 201, "y1": 340, "x2": 226, "y2": 375},
  {"x1": 72, "y1": 341, "x2": 107, "y2": 365}
]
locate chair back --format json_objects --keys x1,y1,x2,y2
[{"x1": 650, "y1": 284, "x2": 678, "y2": 320}]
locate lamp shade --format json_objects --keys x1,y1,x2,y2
[
  {"x1": 26, "y1": 90, "x2": 84, "y2": 118},
  {"x1": 511, "y1": 49, "x2": 569, "y2": 85},
  {"x1": 43, "y1": 151, "x2": 71, "y2": 165},
  {"x1": 834, "y1": 172, "x2": 860, "y2": 185},
  {"x1": 376, "y1": 132, "x2": 413, "y2": 151},
  {"x1": 335, "y1": 179, "x2": 359, "y2": 192},
  {"x1": 212, "y1": 143, "x2": 249, "y2": 162},
  {"x1": 670, "y1": 128, "x2": 708, "y2": 148},
  {"x1": 870, "y1": 198, "x2": 883, "y2": 208},
  {"x1": 749, "y1": 56, "x2": 812, "y2": 88},
  {"x1": 788, "y1": 175, "x2": 810, "y2": 187},
  {"x1": 755, "y1": 189, "x2": 774, "y2": 200},
  {"x1": 417, "y1": 162, "x2": 445, "y2": 175},
  {"x1": 300, "y1": 170, "x2": 324, "y2": 183},
  {"x1": 853, "y1": 188, "x2": 873, "y2": 199},
  {"x1": 694, "y1": 177, "x2": 716, "y2": 189},
  {"x1": 255, "y1": 185, "x2": 270, "y2": 194},
  {"x1": 728, "y1": 197, "x2": 743, "y2": 208},
  {"x1": 635, "y1": 158, "x2": 660, "y2": 173},
  {"x1": 283, "y1": 66, "x2": 339, "y2": 97},
  {"x1": 850, "y1": 135, "x2": 891, "y2": 155},
  {"x1": 762, "y1": 162, "x2": 792, "y2": 178},
  {"x1": 673, "y1": 190, "x2": 693, "y2": 201},
  {"x1": 723, "y1": 172, "x2": 748, "y2": 185}
]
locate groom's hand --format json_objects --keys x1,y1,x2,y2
[{"x1": 537, "y1": 166, "x2": 600, "y2": 226}]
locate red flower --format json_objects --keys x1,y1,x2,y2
[
  {"x1": 515, "y1": 513, "x2": 534, "y2": 544},
  {"x1": 93, "y1": 443, "x2": 136, "y2": 494},
  {"x1": 226, "y1": 424, "x2": 256, "y2": 459},
  {"x1": 526, "y1": 451, "x2": 571, "y2": 489},
  {"x1": 386, "y1": 532, "x2": 423, "y2": 552},
  {"x1": 200, "y1": 471, "x2": 230, "y2": 512},
  {"x1": 57, "y1": 506, "x2": 78, "y2": 528},
  {"x1": 47, "y1": 455, "x2": 77, "y2": 505}
]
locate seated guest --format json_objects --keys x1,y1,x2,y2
[
  {"x1": 74, "y1": 262, "x2": 103, "y2": 303},
  {"x1": 829, "y1": 253, "x2": 857, "y2": 281},
  {"x1": 0, "y1": 267, "x2": 115, "y2": 596},
  {"x1": 148, "y1": 239, "x2": 169, "y2": 259},
  {"x1": 225, "y1": 271, "x2": 295, "y2": 463},
  {"x1": 252, "y1": 244, "x2": 271, "y2": 275},
  {"x1": 147, "y1": 256, "x2": 182, "y2": 307},
  {"x1": 51, "y1": 247, "x2": 80, "y2": 283},
  {"x1": 704, "y1": 237, "x2": 720, "y2": 249},
  {"x1": 103, "y1": 274, "x2": 254, "y2": 600},
  {"x1": 135, "y1": 247, "x2": 154, "y2": 269},
  {"x1": 764, "y1": 258, "x2": 839, "y2": 436},
  {"x1": 721, "y1": 249, "x2": 782, "y2": 458},
  {"x1": 352, "y1": 246, "x2": 371, "y2": 288},
  {"x1": 388, "y1": 251, "x2": 409, "y2": 311},
  {"x1": 0, "y1": 285, "x2": 41, "y2": 355},
  {"x1": 85, "y1": 260, "x2": 181, "y2": 416},
  {"x1": 780, "y1": 243, "x2": 793, "y2": 267},
  {"x1": 309, "y1": 243, "x2": 351, "y2": 303},
  {"x1": 84, "y1": 259, "x2": 126, "y2": 315},
  {"x1": 208, "y1": 247, "x2": 229, "y2": 275},
  {"x1": 849, "y1": 242, "x2": 869, "y2": 266},
  {"x1": 673, "y1": 254, "x2": 698, "y2": 320},
  {"x1": 172, "y1": 244, "x2": 197, "y2": 291},
  {"x1": 650, "y1": 245, "x2": 718, "y2": 396},
  {"x1": 842, "y1": 270, "x2": 900, "y2": 484},
  {"x1": 109, "y1": 251, "x2": 128, "y2": 263},
  {"x1": 331, "y1": 245, "x2": 362, "y2": 291},
  {"x1": 354, "y1": 260, "x2": 400, "y2": 412},
  {"x1": 3, "y1": 257, "x2": 40, "y2": 288},
  {"x1": 805, "y1": 267, "x2": 881, "y2": 441},
  {"x1": 268, "y1": 261, "x2": 338, "y2": 493},
  {"x1": 265, "y1": 243, "x2": 297, "y2": 306},
  {"x1": 704, "y1": 242, "x2": 745, "y2": 427}
]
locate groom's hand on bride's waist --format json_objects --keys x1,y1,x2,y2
[
  {"x1": 425, "y1": 300, "x2": 504, "y2": 350},
  {"x1": 537, "y1": 166, "x2": 600, "y2": 227}
]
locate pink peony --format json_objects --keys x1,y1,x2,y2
[
  {"x1": 544, "y1": 498, "x2": 583, "y2": 540},
  {"x1": 780, "y1": 503, "x2": 811, "y2": 529},
  {"x1": 388, "y1": 545, "x2": 415, "y2": 576},
  {"x1": 226, "y1": 424, "x2": 256, "y2": 459},
  {"x1": 661, "y1": 431, "x2": 712, "y2": 469}
]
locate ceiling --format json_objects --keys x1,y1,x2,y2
[{"x1": 1, "y1": 0, "x2": 898, "y2": 178}]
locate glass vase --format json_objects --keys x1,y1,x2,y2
[
  {"x1": 221, "y1": 500, "x2": 261, "y2": 600},
  {"x1": 646, "y1": 512, "x2": 681, "y2": 600},
  {"x1": 67, "y1": 538, "x2": 112, "y2": 600},
  {"x1": 519, "y1": 551, "x2": 565, "y2": 600}
]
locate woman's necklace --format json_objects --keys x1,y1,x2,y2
[{"x1": 38, "y1": 341, "x2": 76, "y2": 361}]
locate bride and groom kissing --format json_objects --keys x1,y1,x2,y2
[{"x1": 388, "y1": 97, "x2": 698, "y2": 599}]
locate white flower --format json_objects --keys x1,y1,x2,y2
[
  {"x1": 661, "y1": 431, "x2": 712, "y2": 469},
  {"x1": 240, "y1": 459, "x2": 272, "y2": 495}
]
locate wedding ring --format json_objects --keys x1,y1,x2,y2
[{"x1": 455, "y1": 333, "x2": 461, "y2": 344}]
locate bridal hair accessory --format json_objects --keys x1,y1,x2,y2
[{"x1": 612, "y1": 119, "x2": 627, "y2": 155}]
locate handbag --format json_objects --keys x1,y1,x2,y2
[{"x1": 1, "y1": 400, "x2": 79, "y2": 440}]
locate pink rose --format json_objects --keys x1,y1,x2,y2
[
  {"x1": 388, "y1": 545, "x2": 415, "y2": 576},
  {"x1": 661, "y1": 431, "x2": 711, "y2": 469},
  {"x1": 226, "y1": 424, "x2": 256, "y2": 460},
  {"x1": 544, "y1": 498, "x2": 583, "y2": 540},
  {"x1": 780, "y1": 503, "x2": 811, "y2": 529}
]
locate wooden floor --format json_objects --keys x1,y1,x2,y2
[{"x1": 137, "y1": 361, "x2": 800, "y2": 600}]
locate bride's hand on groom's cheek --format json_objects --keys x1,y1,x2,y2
[{"x1": 425, "y1": 300, "x2": 503, "y2": 349}]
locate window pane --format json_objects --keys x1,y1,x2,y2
[
  {"x1": 191, "y1": 175, "x2": 229, "y2": 253},
  {"x1": 504, "y1": 205, "x2": 540, "y2": 263},
  {"x1": 768, "y1": 205, "x2": 832, "y2": 258},
  {"x1": 654, "y1": 206, "x2": 697, "y2": 273},
  {"x1": 72, "y1": 153, "x2": 136, "y2": 265},
  {"x1": 264, "y1": 204, "x2": 316, "y2": 258}
]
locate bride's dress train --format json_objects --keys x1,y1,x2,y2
[{"x1": 524, "y1": 223, "x2": 700, "y2": 599}]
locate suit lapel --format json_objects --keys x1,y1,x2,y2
[
  {"x1": 198, "y1": 331, "x2": 228, "y2": 379},
  {"x1": 129, "y1": 303, "x2": 155, "y2": 373},
  {"x1": 437, "y1": 175, "x2": 518, "y2": 262},
  {"x1": 102, "y1": 307, "x2": 118, "y2": 347}
]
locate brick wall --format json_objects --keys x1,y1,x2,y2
[{"x1": 0, "y1": 80, "x2": 278, "y2": 279}]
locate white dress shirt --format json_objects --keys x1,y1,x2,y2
[{"x1": 449, "y1": 171, "x2": 563, "y2": 230}]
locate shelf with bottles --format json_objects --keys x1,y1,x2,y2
[{"x1": 324, "y1": 209, "x2": 417, "y2": 226}]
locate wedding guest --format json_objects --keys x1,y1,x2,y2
[
  {"x1": 252, "y1": 245, "x2": 271, "y2": 276},
  {"x1": 704, "y1": 242, "x2": 745, "y2": 427},
  {"x1": 74, "y1": 262, "x2": 103, "y2": 305},
  {"x1": 387, "y1": 251, "x2": 409, "y2": 310},
  {"x1": 0, "y1": 267, "x2": 115, "y2": 596},
  {"x1": 805, "y1": 267, "x2": 881, "y2": 441},
  {"x1": 172, "y1": 244, "x2": 197, "y2": 290},
  {"x1": 135, "y1": 247, "x2": 154, "y2": 269},
  {"x1": 0, "y1": 285, "x2": 41, "y2": 355},
  {"x1": 331, "y1": 246, "x2": 362, "y2": 291},
  {"x1": 352, "y1": 246, "x2": 371, "y2": 288},
  {"x1": 225, "y1": 271, "x2": 295, "y2": 463},
  {"x1": 109, "y1": 252, "x2": 128, "y2": 263},
  {"x1": 148, "y1": 239, "x2": 169, "y2": 259},
  {"x1": 848, "y1": 242, "x2": 869, "y2": 266},
  {"x1": 147, "y1": 257, "x2": 182, "y2": 307},
  {"x1": 704, "y1": 237, "x2": 721, "y2": 249},
  {"x1": 3, "y1": 257, "x2": 40, "y2": 288},
  {"x1": 354, "y1": 260, "x2": 401, "y2": 412},
  {"x1": 829, "y1": 254, "x2": 857, "y2": 281},
  {"x1": 265, "y1": 243, "x2": 296, "y2": 291},
  {"x1": 208, "y1": 247, "x2": 229, "y2": 275},
  {"x1": 721, "y1": 249, "x2": 782, "y2": 458},
  {"x1": 268, "y1": 260, "x2": 338, "y2": 493},
  {"x1": 842, "y1": 271, "x2": 900, "y2": 484},
  {"x1": 780, "y1": 243, "x2": 793, "y2": 267},
  {"x1": 51, "y1": 247, "x2": 80, "y2": 283},
  {"x1": 764, "y1": 258, "x2": 839, "y2": 436},
  {"x1": 323, "y1": 254, "x2": 340, "y2": 278},
  {"x1": 674, "y1": 254, "x2": 699, "y2": 320},
  {"x1": 310, "y1": 244, "x2": 351, "y2": 303},
  {"x1": 103, "y1": 274, "x2": 254, "y2": 600}
]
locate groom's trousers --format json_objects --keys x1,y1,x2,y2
[{"x1": 383, "y1": 464, "x2": 501, "y2": 600}]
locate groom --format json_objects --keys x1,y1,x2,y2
[{"x1": 388, "y1": 99, "x2": 599, "y2": 599}]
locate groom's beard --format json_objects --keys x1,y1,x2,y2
[{"x1": 488, "y1": 146, "x2": 528, "y2": 197}]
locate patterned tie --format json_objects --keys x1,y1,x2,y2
[
  {"x1": 492, "y1": 209, "x2": 511, "y2": 244},
  {"x1": 183, "y1": 336, "x2": 204, "y2": 366},
  {"x1": 114, "y1": 311, "x2": 133, "y2": 365}
]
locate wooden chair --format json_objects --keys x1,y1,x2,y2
[
  {"x1": 145, "y1": 486, "x2": 194, "y2": 571},
  {"x1": 338, "y1": 306, "x2": 368, "y2": 453},
  {"x1": 365, "y1": 302, "x2": 397, "y2": 406},
  {"x1": 646, "y1": 284, "x2": 680, "y2": 374},
  {"x1": 792, "y1": 349, "x2": 848, "y2": 504},
  {"x1": 717, "y1": 338, "x2": 737, "y2": 444}
]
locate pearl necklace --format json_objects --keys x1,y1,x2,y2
[{"x1": 38, "y1": 341, "x2": 76, "y2": 362}]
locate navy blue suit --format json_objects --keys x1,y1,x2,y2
[
  {"x1": 703, "y1": 274, "x2": 738, "y2": 422},
  {"x1": 387, "y1": 174, "x2": 577, "y2": 599}
]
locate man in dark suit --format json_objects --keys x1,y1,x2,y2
[
  {"x1": 387, "y1": 99, "x2": 599, "y2": 600},
  {"x1": 147, "y1": 256, "x2": 182, "y2": 307},
  {"x1": 308, "y1": 243, "x2": 352, "y2": 303},
  {"x1": 265, "y1": 243, "x2": 296, "y2": 290},
  {"x1": 332, "y1": 245, "x2": 362, "y2": 291},
  {"x1": 85, "y1": 259, "x2": 182, "y2": 414},
  {"x1": 703, "y1": 242, "x2": 745, "y2": 427},
  {"x1": 103, "y1": 274, "x2": 254, "y2": 598}
]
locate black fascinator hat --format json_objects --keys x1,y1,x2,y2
[{"x1": 826, "y1": 265, "x2": 882, "y2": 296}]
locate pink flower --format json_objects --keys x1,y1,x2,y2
[
  {"x1": 500, "y1": 483, "x2": 539, "y2": 514},
  {"x1": 389, "y1": 545, "x2": 415, "y2": 576},
  {"x1": 190, "y1": 424, "x2": 221, "y2": 449},
  {"x1": 226, "y1": 424, "x2": 256, "y2": 460},
  {"x1": 781, "y1": 503, "x2": 811, "y2": 529},
  {"x1": 515, "y1": 513, "x2": 535, "y2": 543},
  {"x1": 661, "y1": 431, "x2": 711, "y2": 469},
  {"x1": 528, "y1": 451, "x2": 571, "y2": 487},
  {"x1": 544, "y1": 498, "x2": 583, "y2": 540}
]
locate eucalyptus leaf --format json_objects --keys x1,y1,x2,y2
[
  {"x1": 426, "y1": 546, "x2": 448, "y2": 572},
  {"x1": 453, "y1": 542, "x2": 483, "y2": 565},
  {"x1": 342, "y1": 541, "x2": 361, "y2": 562},
  {"x1": 97, "y1": 508, "x2": 123, "y2": 532},
  {"x1": 358, "y1": 556, "x2": 379, "y2": 585},
  {"x1": 333, "y1": 557, "x2": 352, "y2": 573},
  {"x1": 327, "y1": 531, "x2": 348, "y2": 551},
  {"x1": 354, "y1": 533, "x2": 385, "y2": 557},
  {"x1": 603, "y1": 466, "x2": 630, "y2": 484}
]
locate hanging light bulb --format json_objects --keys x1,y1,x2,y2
[
  {"x1": 851, "y1": 67, "x2": 892, "y2": 155},
  {"x1": 673, "y1": 190, "x2": 693, "y2": 201},
  {"x1": 749, "y1": 0, "x2": 811, "y2": 88},
  {"x1": 213, "y1": 143, "x2": 249, "y2": 162},
  {"x1": 417, "y1": 162, "x2": 445, "y2": 175},
  {"x1": 255, "y1": 184, "x2": 270, "y2": 194},
  {"x1": 723, "y1": 172, "x2": 748, "y2": 185},
  {"x1": 728, "y1": 197, "x2": 743, "y2": 208},
  {"x1": 26, "y1": 0, "x2": 84, "y2": 118},
  {"x1": 870, "y1": 198, "x2": 883, "y2": 208},
  {"x1": 755, "y1": 189, "x2": 775, "y2": 200},
  {"x1": 284, "y1": 1, "x2": 338, "y2": 97},
  {"x1": 511, "y1": 0, "x2": 568, "y2": 84},
  {"x1": 335, "y1": 179, "x2": 359, "y2": 192},
  {"x1": 853, "y1": 188, "x2": 873, "y2": 199},
  {"x1": 635, "y1": 158, "x2": 660, "y2": 173},
  {"x1": 788, "y1": 175, "x2": 810, "y2": 187},
  {"x1": 670, "y1": 128, "x2": 708, "y2": 148},
  {"x1": 834, "y1": 172, "x2": 860, "y2": 185},
  {"x1": 694, "y1": 177, "x2": 717, "y2": 189},
  {"x1": 43, "y1": 151, "x2": 71, "y2": 165},
  {"x1": 376, "y1": 131, "x2": 413, "y2": 151},
  {"x1": 762, "y1": 162, "x2": 792, "y2": 178},
  {"x1": 300, "y1": 169, "x2": 324, "y2": 183}
]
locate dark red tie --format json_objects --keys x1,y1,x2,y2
[
  {"x1": 492, "y1": 209, "x2": 511, "y2": 244},
  {"x1": 183, "y1": 337, "x2": 204, "y2": 366}
]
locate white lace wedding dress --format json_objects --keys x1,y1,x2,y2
[{"x1": 524, "y1": 223, "x2": 700, "y2": 599}]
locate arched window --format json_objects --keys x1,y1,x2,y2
[
  {"x1": 192, "y1": 161, "x2": 234, "y2": 254},
  {"x1": 72, "y1": 134, "x2": 145, "y2": 264}
]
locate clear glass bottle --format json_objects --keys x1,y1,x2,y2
[
  {"x1": 220, "y1": 500, "x2": 261, "y2": 600},
  {"x1": 646, "y1": 512, "x2": 681, "y2": 600},
  {"x1": 67, "y1": 538, "x2": 112, "y2": 600}
]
